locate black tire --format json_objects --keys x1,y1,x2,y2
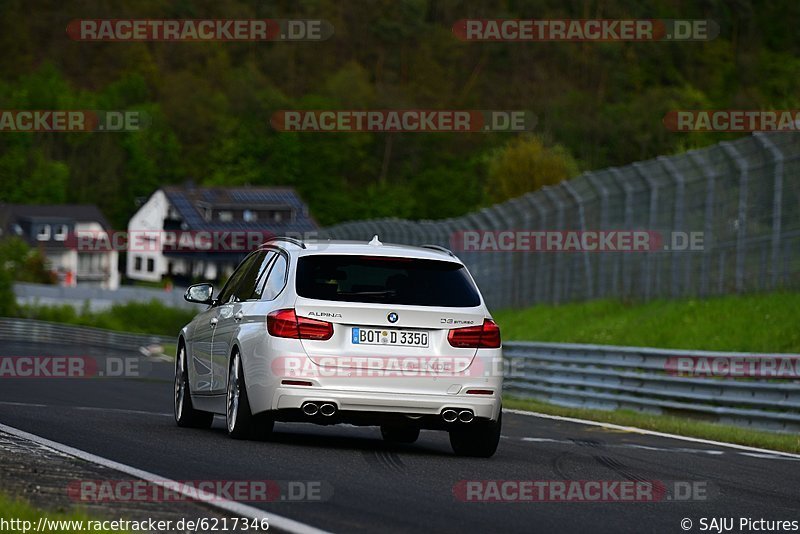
[
  {"x1": 380, "y1": 424, "x2": 420, "y2": 444},
  {"x1": 449, "y1": 410, "x2": 502, "y2": 458},
  {"x1": 174, "y1": 342, "x2": 214, "y2": 429},
  {"x1": 226, "y1": 350, "x2": 274, "y2": 440}
]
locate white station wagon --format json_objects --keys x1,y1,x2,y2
[{"x1": 175, "y1": 236, "x2": 503, "y2": 457}]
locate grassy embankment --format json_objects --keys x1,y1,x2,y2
[{"x1": 494, "y1": 292, "x2": 800, "y2": 453}]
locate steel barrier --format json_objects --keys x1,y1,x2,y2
[
  {"x1": 504, "y1": 341, "x2": 800, "y2": 433},
  {"x1": 0, "y1": 317, "x2": 174, "y2": 351},
  {"x1": 2, "y1": 317, "x2": 797, "y2": 433}
]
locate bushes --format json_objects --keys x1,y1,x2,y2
[
  {"x1": 0, "y1": 269, "x2": 15, "y2": 317},
  {"x1": 16, "y1": 300, "x2": 196, "y2": 337}
]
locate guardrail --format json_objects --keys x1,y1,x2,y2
[
  {"x1": 13, "y1": 282, "x2": 194, "y2": 312},
  {"x1": 503, "y1": 341, "x2": 800, "y2": 433},
  {"x1": 0, "y1": 317, "x2": 174, "y2": 351},
  {"x1": 2, "y1": 318, "x2": 797, "y2": 433}
]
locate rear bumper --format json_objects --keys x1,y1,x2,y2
[{"x1": 268, "y1": 386, "x2": 502, "y2": 421}]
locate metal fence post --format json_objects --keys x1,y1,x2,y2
[
  {"x1": 509, "y1": 197, "x2": 533, "y2": 307},
  {"x1": 754, "y1": 133, "x2": 785, "y2": 289},
  {"x1": 585, "y1": 172, "x2": 609, "y2": 298},
  {"x1": 562, "y1": 181, "x2": 593, "y2": 300},
  {"x1": 542, "y1": 187, "x2": 565, "y2": 304},
  {"x1": 632, "y1": 162, "x2": 660, "y2": 300},
  {"x1": 687, "y1": 151, "x2": 717, "y2": 297},
  {"x1": 609, "y1": 168, "x2": 634, "y2": 298},
  {"x1": 720, "y1": 142, "x2": 750, "y2": 293},
  {"x1": 524, "y1": 193, "x2": 549, "y2": 304},
  {"x1": 486, "y1": 204, "x2": 516, "y2": 308},
  {"x1": 659, "y1": 156, "x2": 688, "y2": 297}
]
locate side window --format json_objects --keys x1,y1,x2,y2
[
  {"x1": 215, "y1": 252, "x2": 260, "y2": 305},
  {"x1": 262, "y1": 254, "x2": 288, "y2": 300},
  {"x1": 235, "y1": 251, "x2": 274, "y2": 301}
]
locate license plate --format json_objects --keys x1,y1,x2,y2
[{"x1": 351, "y1": 328, "x2": 429, "y2": 347}]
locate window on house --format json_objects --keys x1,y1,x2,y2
[
  {"x1": 147, "y1": 258, "x2": 155, "y2": 272},
  {"x1": 54, "y1": 224, "x2": 68, "y2": 241},
  {"x1": 37, "y1": 225, "x2": 51, "y2": 241},
  {"x1": 134, "y1": 256, "x2": 143, "y2": 271},
  {"x1": 268, "y1": 209, "x2": 292, "y2": 223}
]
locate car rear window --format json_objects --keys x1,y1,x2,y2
[{"x1": 296, "y1": 255, "x2": 481, "y2": 307}]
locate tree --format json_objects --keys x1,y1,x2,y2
[
  {"x1": 484, "y1": 135, "x2": 579, "y2": 204},
  {"x1": 0, "y1": 237, "x2": 55, "y2": 285}
]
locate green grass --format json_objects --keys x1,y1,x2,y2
[
  {"x1": 0, "y1": 493, "x2": 127, "y2": 533},
  {"x1": 504, "y1": 397, "x2": 800, "y2": 454},
  {"x1": 161, "y1": 343, "x2": 177, "y2": 360},
  {"x1": 12, "y1": 300, "x2": 195, "y2": 338},
  {"x1": 493, "y1": 292, "x2": 800, "y2": 353},
  {"x1": 496, "y1": 293, "x2": 800, "y2": 452}
]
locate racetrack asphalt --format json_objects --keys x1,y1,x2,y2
[{"x1": 0, "y1": 341, "x2": 798, "y2": 533}]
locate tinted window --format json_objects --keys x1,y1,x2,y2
[
  {"x1": 262, "y1": 254, "x2": 288, "y2": 300},
  {"x1": 296, "y1": 255, "x2": 481, "y2": 307},
  {"x1": 234, "y1": 250, "x2": 272, "y2": 301},
  {"x1": 216, "y1": 252, "x2": 260, "y2": 304}
]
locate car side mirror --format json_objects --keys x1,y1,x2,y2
[{"x1": 184, "y1": 283, "x2": 214, "y2": 305}]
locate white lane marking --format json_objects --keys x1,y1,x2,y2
[
  {"x1": 623, "y1": 444, "x2": 724, "y2": 455},
  {"x1": 515, "y1": 436, "x2": 724, "y2": 455},
  {"x1": 504, "y1": 408, "x2": 800, "y2": 460},
  {"x1": 738, "y1": 452, "x2": 800, "y2": 461},
  {"x1": 0, "y1": 400, "x2": 48, "y2": 408},
  {"x1": 0, "y1": 400, "x2": 172, "y2": 417},
  {"x1": 520, "y1": 437, "x2": 562, "y2": 443},
  {"x1": 0, "y1": 423, "x2": 332, "y2": 534}
]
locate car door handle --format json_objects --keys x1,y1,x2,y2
[
  {"x1": 210, "y1": 318, "x2": 218, "y2": 327},
  {"x1": 234, "y1": 311, "x2": 244, "y2": 322}
]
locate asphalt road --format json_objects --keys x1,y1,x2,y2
[{"x1": 0, "y1": 341, "x2": 798, "y2": 533}]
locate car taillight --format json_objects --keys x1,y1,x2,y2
[
  {"x1": 447, "y1": 319, "x2": 501, "y2": 348},
  {"x1": 267, "y1": 309, "x2": 333, "y2": 340}
]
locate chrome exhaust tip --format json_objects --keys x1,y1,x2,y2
[
  {"x1": 302, "y1": 402, "x2": 319, "y2": 416},
  {"x1": 319, "y1": 403, "x2": 337, "y2": 416},
  {"x1": 458, "y1": 410, "x2": 474, "y2": 423},
  {"x1": 442, "y1": 409, "x2": 458, "y2": 423}
]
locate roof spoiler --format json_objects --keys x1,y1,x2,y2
[
  {"x1": 264, "y1": 236, "x2": 306, "y2": 249},
  {"x1": 421, "y1": 244, "x2": 455, "y2": 257}
]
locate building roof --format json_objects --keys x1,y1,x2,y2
[
  {"x1": 0, "y1": 203, "x2": 111, "y2": 230},
  {"x1": 161, "y1": 185, "x2": 318, "y2": 233}
]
